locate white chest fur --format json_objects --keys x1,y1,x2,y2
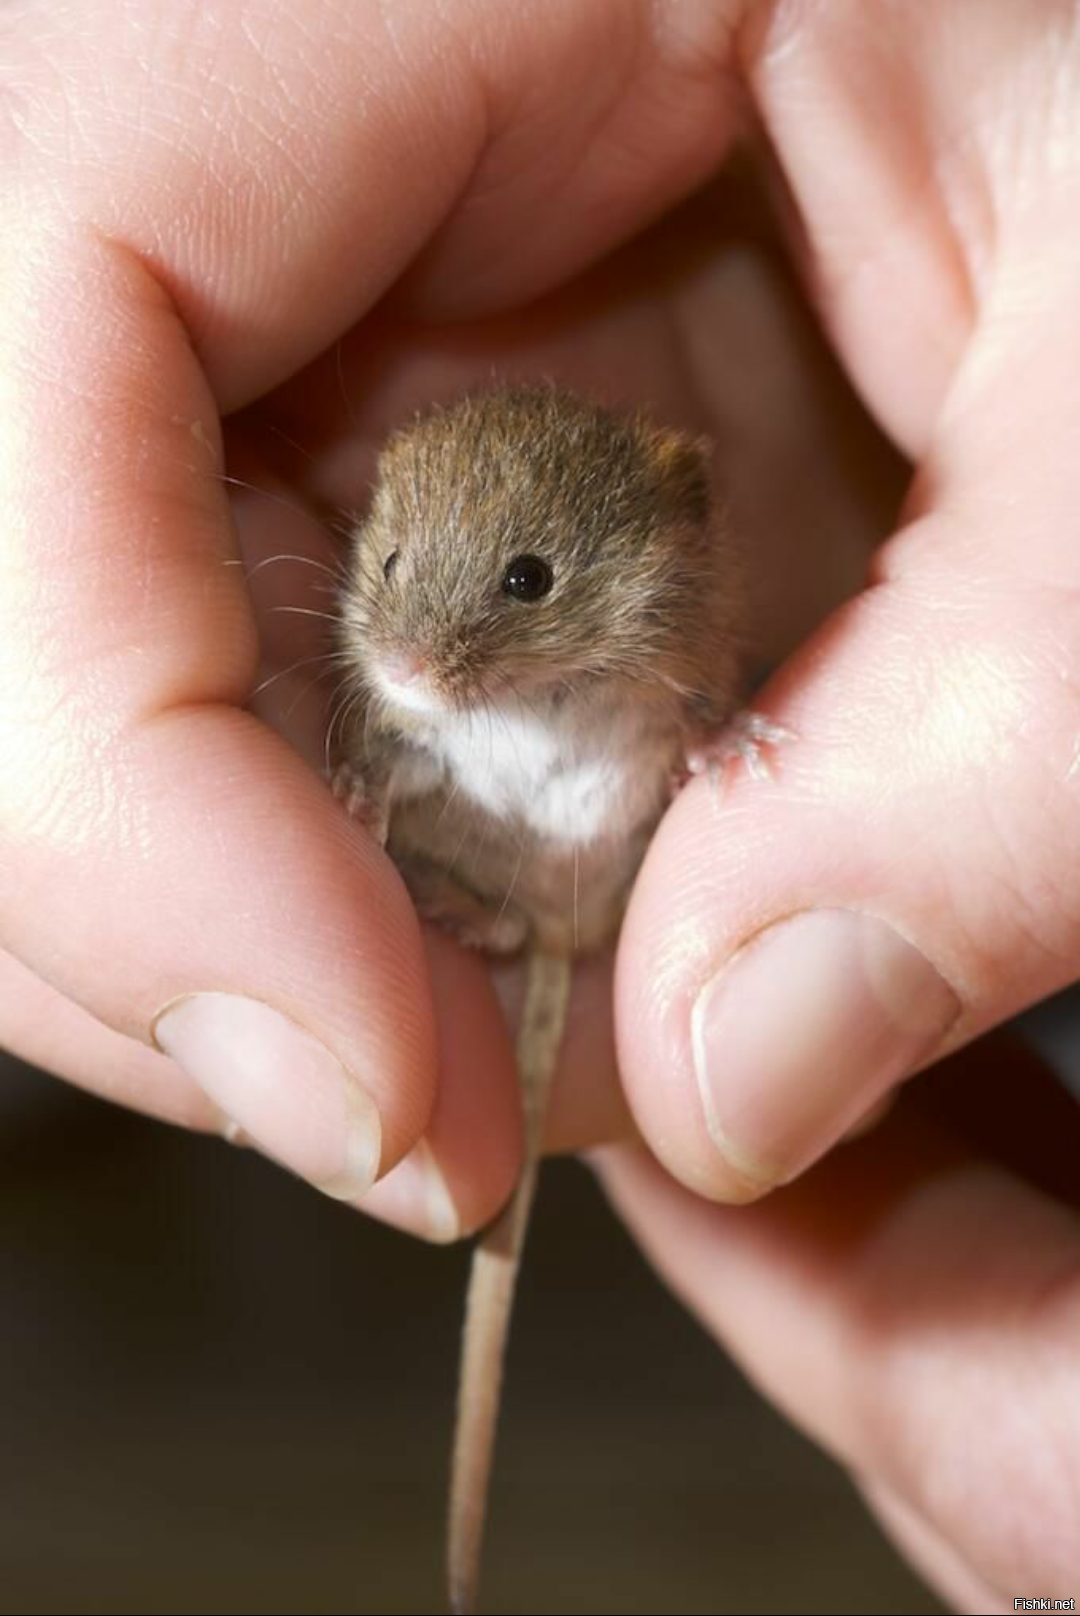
[{"x1": 403, "y1": 694, "x2": 671, "y2": 847}]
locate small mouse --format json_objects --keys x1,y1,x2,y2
[{"x1": 332, "y1": 385, "x2": 787, "y2": 1613}]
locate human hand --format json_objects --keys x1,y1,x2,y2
[
  {"x1": 5, "y1": 2, "x2": 1078, "y2": 1266},
  {"x1": 615, "y1": 2, "x2": 1080, "y2": 1208},
  {"x1": 2, "y1": 0, "x2": 850, "y2": 1241},
  {"x1": 595, "y1": 1036, "x2": 1080, "y2": 1610},
  {"x1": 5, "y1": 6, "x2": 1079, "y2": 1597},
  {"x1": 598, "y1": 8, "x2": 1080, "y2": 1602}
]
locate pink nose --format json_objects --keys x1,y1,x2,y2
[{"x1": 380, "y1": 649, "x2": 425, "y2": 686}]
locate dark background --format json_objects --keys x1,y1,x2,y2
[{"x1": 0, "y1": 1041, "x2": 949, "y2": 1616}]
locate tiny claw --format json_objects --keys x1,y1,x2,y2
[
  {"x1": 684, "y1": 709, "x2": 796, "y2": 789},
  {"x1": 328, "y1": 762, "x2": 389, "y2": 846}
]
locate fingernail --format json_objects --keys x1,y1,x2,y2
[
  {"x1": 691, "y1": 911, "x2": 959, "y2": 1191},
  {"x1": 154, "y1": 993, "x2": 381, "y2": 1199},
  {"x1": 356, "y1": 1139, "x2": 461, "y2": 1243}
]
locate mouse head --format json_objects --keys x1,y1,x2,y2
[{"x1": 340, "y1": 387, "x2": 735, "y2": 722}]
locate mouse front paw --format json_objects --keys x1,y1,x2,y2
[
  {"x1": 329, "y1": 762, "x2": 390, "y2": 847},
  {"x1": 683, "y1": 709, "x2": 796, "y2": 786},
  {"x1": 439, "y1": 906, "x2": 529, "y2": 957},
  {"x1": 396, "y1": 857, "x2": 529, "y2": 956}
]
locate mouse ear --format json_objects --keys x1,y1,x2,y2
[{"x1": 637, "y1": 424, "x2": 713, "y2": 526}]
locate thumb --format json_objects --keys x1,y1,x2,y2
[{"x1": 616, "y1": 250, "x2": 1080, "y2": 1202}]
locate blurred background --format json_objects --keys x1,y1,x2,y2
[{"x1": 0, "y1": 1037, "x2": 954, "y2": 1616}]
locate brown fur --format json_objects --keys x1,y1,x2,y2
[{"x1": 339, "y1": 386, "x2": 742, "y2": 733}]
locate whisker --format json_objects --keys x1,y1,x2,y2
[
  {"x1": 480, "y1": 686, "x2": 497, "y2": 779},
  {"x1": 269, "y1": 604, "x2": 339, "y2": 623},
  {"x1": 362, "y1": 694, "x2": 378, "y2": 753},
  {"x1": 573, "y1": 843, "x2": 580, "y2": 952},
  {"x1": 249, "y1": 650, "x2": 344, "y2": 701},
  {"x1": 445, "y1": 812, "x2": 475, "y2": 879},
  {"x1": 284, "y1": 669, "x2": 341, "y2": 724},
  {"x1": 324, "y1": 678, "x2": 362, "y2": 772},
  {"x1": 245, "y1": 551, "x2": 343, "y2": 584},
  {"x1": 209, "y1": 473, "x2": 316, "y2": 524},
  {"x1": 503, "y1": 674, "x2": 545, "y2": 728},
  {"x1": 266, "y1": 421, "x2": 317, "y2": 463},
  {"x1": 495, "y1": 828, "x2": 526, "y2": 929},
  {"x1": 327, "y1": 687, "x2": 367, "y2": 771},
  {"x1": 325, "y1": 511, "x2": 361, "y2": 545},
  {"x1": 434, "y1": 772, "x2": 462, "y2": 832},
  {"x1": 336, "y1": 340, "x2": 360, "y2": 430},
  {"x1": 466, "y1": 790, "x2": 492, "y2": 882}
]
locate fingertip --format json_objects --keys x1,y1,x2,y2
[
  {"x1": 153, "y1": 990, "x2": 384, "y2": 1201},
  {"x1": 618, "y1": 808, "x2": 960, "y2": 1204},
  {"x1": 614, "y1": 586, "x2": 971, "y2": 1205},
  {"x1": 356, "y1": 1137, "x2": 464, "y2": 1245}
]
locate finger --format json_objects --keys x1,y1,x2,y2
[
  {"x1": 2, "y1": 0, "x2": 744, "y2": 1195},
  {"x1": 398, "y1": 1, "x2": 740, "y2": 317},
  {"x1": 0, "y1": 229, "x2": 439, "y2": 1200},
  {"x1": 0, "y1": 949, "x2": 222, "y2": 1133},
  {"x1": 12, "y1": 0, "x2": 742, "y2": 407},
  {"x1": 861, "y1": 1480, "x2": 1013, "y2": 1615},
  {"x1": 743, "y1": 2, "x2": 1057, "y2": 458},
  {"x1": 594, "y1": 1040, "x2": 1080, "y2": 1600},
  {"x1": 357, "y1": 930, "x2": 520, "y2": 1243},
  {"x1": 0, "y1": 924, "x2": 525, "y2": 1244},
  {"x1": 615, "y1": 5, "x2": 1080, "y2": 1201},
  {"x1": 616, "y1": 214, "x2": 1080, "y2": 1200}
]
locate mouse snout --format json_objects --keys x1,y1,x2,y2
[
  {"x1": 379, "y1": 649, "x2": 425, "y2": 687},
  {"x1": 369, "y1": 647, "x2": 440, "y2": 715}
]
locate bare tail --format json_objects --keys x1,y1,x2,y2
[{"x1": 446, "y1": 948, "x2": 571, "y2": 1615}]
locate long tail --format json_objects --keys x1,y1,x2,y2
[{"x1": 446, "y1": 947, "x2": 571, "y2": 1615}]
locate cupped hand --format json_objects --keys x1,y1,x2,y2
[
  {"x1": 616, "y1": 2, "x2": 1080, "y2": 1212},
  {"x1": 606, "y1": 7, "x2": 1080, "y2": 1603},
  {"x1": 3, "y1": 2, "x2": 1078, "y2": 1277},
  {"x1": 1, "y1": 0, "x2": 791, "y2": 1240},
  {"x1": 5, "y1": 4, "x2": 1080, "y2": 1596}
]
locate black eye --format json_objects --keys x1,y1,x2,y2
[
  {"x1": 501, "y1": 554, "x2": 553, "y2": 602},
  {"x1": 383, "y1": 549, "x2": 399, "y2": 581}
]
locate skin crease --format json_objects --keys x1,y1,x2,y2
[{"x1": 1, "y1": 0, "x2": 1079, "y2": 1607}]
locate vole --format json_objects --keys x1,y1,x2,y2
[{"x1": 332, "y1": 385, "x2": 787, "y2": 1613}]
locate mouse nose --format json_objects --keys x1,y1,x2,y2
[{"x1": 379, "y1": 649, "x2": 425, "y2": 687}]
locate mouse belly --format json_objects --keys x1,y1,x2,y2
[
  {"x1": 405, "y1": 694, "x2": 677, "y2": 836},
  {"x1": 388, "y1": 792, "x2": 656, "y2": 954},
  {"x1": 387, "y1": 729, "x2": 679, "y2": 954}
]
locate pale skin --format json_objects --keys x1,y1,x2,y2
[{"x1": 1, "y1": 2, "x2": 1079, "y2": 1609}]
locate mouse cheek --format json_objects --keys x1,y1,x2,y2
[{"x1": 491, "y1": 631, "x2": 539, "y2": 684}]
